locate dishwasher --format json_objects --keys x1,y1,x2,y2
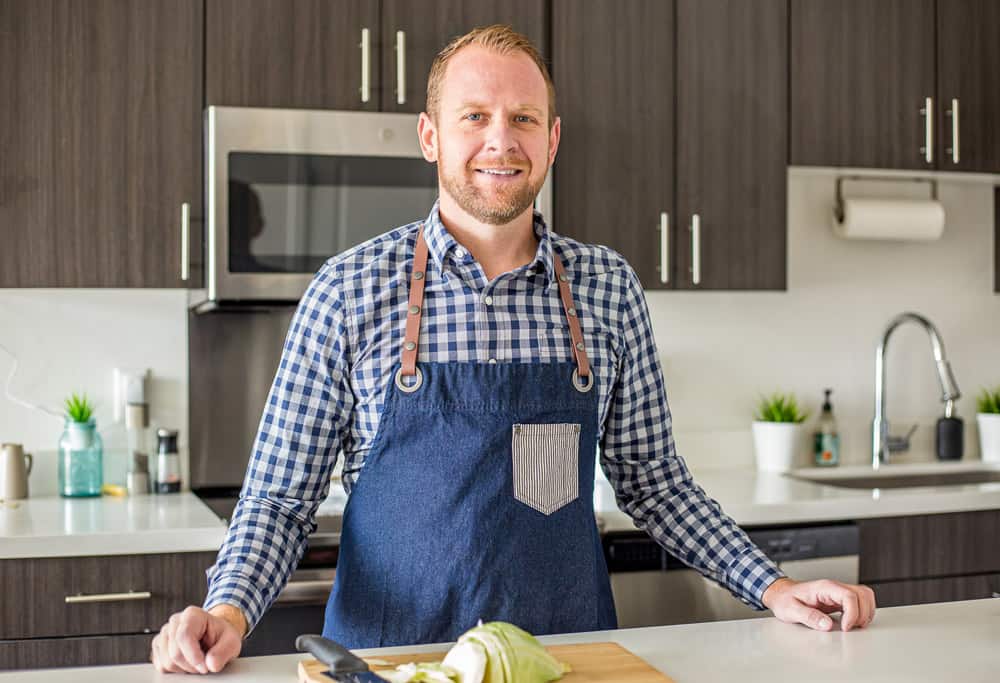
[{"x1": 604, "y1": 522, "x2": 860, "y2": 627}]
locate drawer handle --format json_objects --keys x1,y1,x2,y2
[
  {"x1": 65, "y1": 591, "x2": 152, "y2": 604},
  {"x1": 275, "y1": 579, "x2": 334, "y2": 605}
]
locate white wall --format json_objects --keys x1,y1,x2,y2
[
  {"x1": 0, "y1": 290, "x2": 188, "y2": 495},
  {"x1": 652, "y1": 169, "x2": 1000, "y2": 468},
  {"x1": 1, "y1": 170, "x2": 997, "y2": 497}
]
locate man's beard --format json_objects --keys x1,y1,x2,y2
[{"x1": 440, "y1": 158, "x2": 546, "y2": 226}]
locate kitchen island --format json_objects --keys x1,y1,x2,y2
[{"x1": 2, "y1": 599, "x2": 995, "y2": 682}]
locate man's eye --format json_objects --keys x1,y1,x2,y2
[
  {"x1": 516, "y1": 115, "x2": 534, "y2": 123},
  {"x1": 466, "y1": 113, "x2": 482, "y2": 121}
]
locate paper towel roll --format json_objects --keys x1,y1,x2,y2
[{"x1": 832, "y1": 198, "x2": 945, "y2": 241}]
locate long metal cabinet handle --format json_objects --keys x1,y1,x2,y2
[
  {"x1": 920, "y1": 96, "x2": 933, "y2": 164},
  {"x1": 658, "y1": 212, "x2": 669, "y2": 284},
  {"x1": 275, "y1": 579, "x2": 335, "y2": 605},
  {"x1": 691, "y1": 214, "x2": 701, "y2": 285},
  {"x1": 180, "y1": 202, "x2": 190, "y2": 282},
  {"x1": 395, "y1": 30, "x2": 406, "y2": 105},
  {"x1": 947, "y1": 98, "x2": 960, "y2": 164},
  {"x1": 359, "y1": 28, "x2": 371, "y2": 104},
  {"x1": 65, "y1": 591, "x2": 152, "y2": 604}
]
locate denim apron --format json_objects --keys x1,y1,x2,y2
[{"x1": 323, "y1": 227, "x2": 617, "y2": 648}]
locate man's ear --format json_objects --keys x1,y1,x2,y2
[
  {"x1": 418, "y1": 112, "x2": 438, "y2": 163},
  {"x1": 547, "y1": 115, "x2": 561, "y2": 167}
]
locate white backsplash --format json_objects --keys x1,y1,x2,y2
[
  {"x1": 1, "y1": 170, "x2": 997, "y2": 498},
  {"x1": 0, "y1": 289, "x2": 189, "y2": 495}
]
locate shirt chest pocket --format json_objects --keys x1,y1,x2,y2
[{"x1": 511, "y1": 423, "x2": 580, "y2": 515}]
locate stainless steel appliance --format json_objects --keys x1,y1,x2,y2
[
  {"x1": 605, "y1": 523, "x2": 859, "y2": 627},
  {"x1": 192, "y1": 105, "x2": 552, "y2": 312}
]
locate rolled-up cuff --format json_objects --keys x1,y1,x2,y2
[{"x1": 723, "y1": 547, "x2": 786, "y2": 610}]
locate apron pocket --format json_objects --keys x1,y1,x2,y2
[{"x1": 511, "y1": 423, "x2": 580, "y2": 515}]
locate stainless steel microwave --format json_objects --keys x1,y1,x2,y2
[{"x1": 192, "y1": 106, "x2": 551, "y2": 312}]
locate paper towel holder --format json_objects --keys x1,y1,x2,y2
[{"x1": 834, "y1": 175, "x2": 938, "y2": 223}]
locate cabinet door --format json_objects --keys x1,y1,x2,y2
[
  {"x1": 0, "y1": 0, "x2": 202, "y2": 287},
  {"x1": 380, "y1": 0, "x2": 548, "y2": 114},
  {"x1": 937, "y1": 0, "x2": 1000, "y2": 173},
  {"x1": 0, "y1": 633, "x2": 155, "y2": 671},
  {"x1": 790, "y1": 0, "x2": 936, "y2": 170},
  {"x1": 206, "y1": 0, "x2": 379, "y2": 110},
  {"x1": 674, "y1": 0, "x2": 787, "y2": 290},
  {"x1": 870, "y1": 573, "x2": 1000, "y2": 608},
  {"x1": 552, "y1": 0, "x2": 674, "y2": 289}
]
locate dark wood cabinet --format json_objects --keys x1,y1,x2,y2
[
  {"x1": 674, "y1": 0, "x2": 787, "y2": 290},
  {"x1": 0, "y1": 0, "x2": 203, "y2": 288},
  {"x1": 205, "y1": 0, "x2": 380, "y2": 111},
  {"x1": 380, "y1": 0, "x2": 548, "y2": 114},
  {"x1": 0, "y1": 551, "x2": 215, "y2": 670},
  {"x1": 790, "y1": 0, "x2": 936, "y2": 170},
  {"x1": 858, "y1": 510, "x2": 1000, "y2": 608},
  {"x1": 552, "y1": 0, "x2": 675, "y2": 289},
  {"x1": 936, "y1": 0, "x2": 1000, "y2": 173},
  {"x1": 553, "y1": 0, "x2": 787, "y2": 291}
]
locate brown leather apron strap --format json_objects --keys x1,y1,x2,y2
[
  {"x1": 551, "y1": 251, "x2": 591, "y2": 382},
  {"x1": 400, "y1": 228, "x2": 429, "y2": 378}
]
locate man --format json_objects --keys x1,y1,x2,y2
[{"x1": 152, "y1": 25, "x2": 876, "y2": 675}]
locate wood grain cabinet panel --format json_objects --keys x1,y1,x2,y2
[
  {"x1": 205, "y1": 0, "x2": 380, "y2": 111},
  {"x1": 858, "y1": 510, "x2": 1000, "y2": 583},
  {"x1": 870, "y1": 574, "x2": 1000, "y2": 609},
  {"x1": 380, "y1": 0, "x2": 548, "y2": 114},
  {"x1": 552, "y1": 0, "x2": 675, "y2": 290},
  {"x1": 790, "y1": 0, "x2": 936, "y2": 170},
  {"x1": 674, "y1": 0, "x2": 787, "y2": 290},
  {"x1": 0, "y1": 552, "x2": 215, "y2": 641},
  {"x1": 0, "y1": 0, "x2": 202, "y2": 287},
  {"x1": 936, "y1": 0, "x2": 1000, "y2": 173},
  {"x1": 0, "y1": 633, "x2": 155, "y2": 671}
]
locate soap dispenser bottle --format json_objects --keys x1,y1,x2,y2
[
  {"x1": 936, "y1": 400, "x2": 964, "y2": 460},
  {"x1": 813, "y1": 388, "x2": 840, "y2": 467}
]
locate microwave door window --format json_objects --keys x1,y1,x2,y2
[{"x1": 228, "y1": 152, "x2": 438, "y2": 275}]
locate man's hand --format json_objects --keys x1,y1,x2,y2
[
  {"x1": 151, "y1": 604, "x2": 246, "y2": 674},
  {"x1": 762, "y1": 577, "x2": 876, "y2": 631}
]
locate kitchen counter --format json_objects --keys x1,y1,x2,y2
[
  {"x1": 597, "y1": 461, "x2": 1000, "y2": 532},
  {"x1": 1, "y1": 599, "x2": 995, "y2": 681},
  {"x1": 0, "y1": 492, "x2": 226, "y2": 559}
]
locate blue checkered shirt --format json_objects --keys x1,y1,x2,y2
[{"x1": 204, "y1": 201, "x2": 784, "y2": 633}]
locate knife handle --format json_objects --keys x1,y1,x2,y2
[{"x1": 296, "y1": 634, "x2": 372, "y2": 674}]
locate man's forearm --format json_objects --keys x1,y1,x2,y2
[{"x1": 208, "y1": 603, "x2": 248, "y2": 638}]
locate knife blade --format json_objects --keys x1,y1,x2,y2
[{"x1": 296, "y1": 634, "x2": 391, "y2": 682}]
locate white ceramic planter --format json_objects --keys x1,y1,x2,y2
[
  {"x1": 752, "y1": 421, "x2": 803, "y2": 472},
  {"x1": 977, "y1": 413, "x2": 1000, "y2": 463}
]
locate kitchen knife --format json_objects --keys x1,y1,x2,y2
[{"x1": 295, "y1": 634, "x2": 391, "y2": 682}]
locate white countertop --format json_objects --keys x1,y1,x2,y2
[
  {"x1": 2, "y1": 599, "x2": 996, "y2": 681},
  {"x1": 0, "y1": 492, "x2": 227, "y2": 559},
  {"x1": 596, "y1": 461, "x2": 1000, "y2": 531}
]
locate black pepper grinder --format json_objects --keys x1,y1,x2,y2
[{"x1": 936, "y1": 400, "x2": 964, "y2": 461}]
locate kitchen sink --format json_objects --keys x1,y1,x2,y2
[{"x1": 787, "y1": 465, "x2": 1000, "y2": 490}]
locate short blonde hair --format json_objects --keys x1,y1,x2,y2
[{"x1": 426, "y1": 24, "x2": 556, "y2": 130}]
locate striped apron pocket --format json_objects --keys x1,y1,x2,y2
[{"x1": 511, "y1": 423, "x2": 581, "y2": 515}]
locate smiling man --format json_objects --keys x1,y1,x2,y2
[{"x1": 152, "y1": 25, "x2": 875, "y2": 674}]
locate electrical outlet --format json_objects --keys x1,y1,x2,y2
[{"x1": 113, "y1": 368, "x2": 150, "y2": 422}]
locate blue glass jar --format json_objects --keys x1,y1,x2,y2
[{"x1": 58, "y1": 418, "x2": 103, "y2": 497}]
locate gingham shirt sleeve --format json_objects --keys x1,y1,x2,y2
[
  {"x1": 203, "y1": 268, "x2": 353, "y2": 633},
  {"x1": 599, "y1": 266, "x2": 784, "y2": 609}
]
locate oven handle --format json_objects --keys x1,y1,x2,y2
[{"x1": 275, "y1": 578, "x2": 335, "y2": 605}]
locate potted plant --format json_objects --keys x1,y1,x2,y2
[
  {"x1": 59, "y1": 392, "x2": 103, "y2": 497},
  {"x1": 752, "y1": 393, "x2": 809, "y2": 472},
  {"x1": 976, "y1": 387, "x2": 1000, "y2": 463}
]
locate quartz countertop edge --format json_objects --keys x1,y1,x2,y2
[
  {"x1": 0, "y1": 599, "x2": 995, "y2": 682},
  {"x1": 0, "y1": 492, "x2": 227, "y2": 560}
]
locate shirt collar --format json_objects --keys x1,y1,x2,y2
[{"x1": 421, "y1": 199, "x2": 557, "y2": 285}]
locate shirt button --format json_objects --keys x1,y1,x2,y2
[
  {"x1": 483, "y1": 295, "x2": 494, "y2": 306},
  {"x1": 455, "y1": 247, "x2": 466, "y2": 258},
  {"x1": 488, "y1": 358, "x2": 498, "y2": 364}
]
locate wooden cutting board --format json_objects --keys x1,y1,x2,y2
[{"x1": 299, "y1": 642, "x2": 676, "y2": 682}]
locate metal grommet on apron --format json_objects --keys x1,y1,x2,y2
[{"x1": 324, "y1": 226, "x2": 616, "y2": 649}]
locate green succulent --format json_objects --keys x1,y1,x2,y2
[
  {"x1": 64, "y1": 392, "x2": 95, "y2": 423},
  {"x1": 754, "y1": 392, "x2": 809, "y2": 423},
  {"x1": 977, "y1": 387, "x2": 1000, "y2": 414}
]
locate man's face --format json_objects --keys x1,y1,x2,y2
[{"x1": 418, "y1": 46, "x2": 560, "y2": 226}]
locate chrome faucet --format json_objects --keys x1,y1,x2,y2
[{"x1": 872, "y1": 312, "x2": 961, "y2": 469}]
